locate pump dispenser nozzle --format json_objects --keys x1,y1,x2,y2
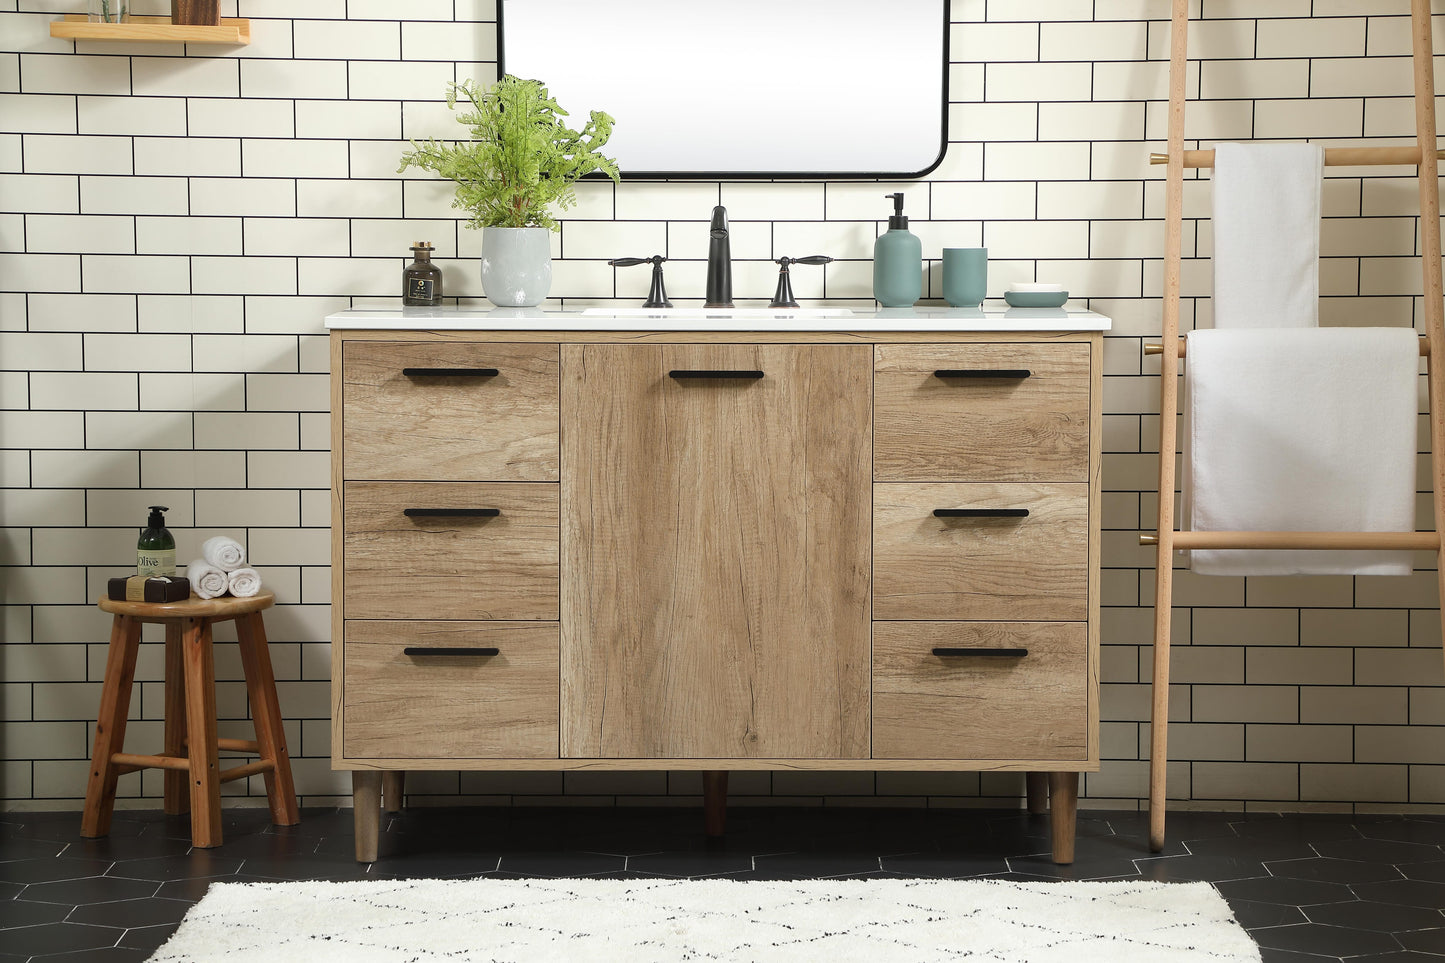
[{"x1": 885, "y1": 192, "x2": 908, "y2": 230}]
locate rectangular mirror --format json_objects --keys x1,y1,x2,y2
[{"x1": 498, "y1": 0, "x2": 950, "y2": 179}]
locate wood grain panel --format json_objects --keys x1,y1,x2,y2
[
  {"x1": 874, "y1": 482, "x2": 1088, "y2": 621},
  {"x1": 343, "y1": 482, "x2": 558, "y2": 620},
  {"x1": 874, "y1": 343, "x2": 1089, "y2": 482},
  {"x1": 343, "y1": 341, "x2": 559, "y2": 481},
  {"x1": 562, "y1": 344, "x2": 872, "y2": 760},
  {"x1": 872, "y1": 621, "x2": 1088, "y2": 760},
  {"x1": 343, "y1": 621, "x2": 559, "y2": 759}
]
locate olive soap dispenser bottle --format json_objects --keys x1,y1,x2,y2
[
  {"x1": 873, "y1": 192, "x2": 922, "y2": 307},
  {"x1": 137, "y1": 505, "x2": 176, "y2": 577}
]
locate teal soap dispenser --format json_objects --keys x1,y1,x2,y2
[{"x1": 873, "y1": 192, "x2": 922, "y2": 307}]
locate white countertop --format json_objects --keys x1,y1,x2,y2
[{"x1": 324, "y1": 303, "x2": 1111, "y2": 333}]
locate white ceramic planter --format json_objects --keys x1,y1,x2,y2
[{"x1": 481, "y1": 227, "x2": 552, "y2": 308}]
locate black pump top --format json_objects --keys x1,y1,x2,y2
[
  {"x1": 885, "y1": 192, "x2": 908, "y2": 230},
  {"x1": 147, "y1": 506, "x2": 169, "y2": 528}
]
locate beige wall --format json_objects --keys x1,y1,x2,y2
[{"x1": 2, "y1": 0, "x2": 1443, "y2": 812}]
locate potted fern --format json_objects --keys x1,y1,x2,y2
[{"x1": 398, "y1": 76, "x2": 620, "y2": 307}]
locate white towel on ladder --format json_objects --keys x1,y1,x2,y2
[
  {"x1": 1211, "y1": 142, "x2": 1324, "y2": 328},
  {"x1": 1184, "y1": 327, "x2": 1418, "y2": 576}
]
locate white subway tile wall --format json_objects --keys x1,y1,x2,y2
[{"x1": 1, "y1": 2, "x2": 1442, "y2": 813}]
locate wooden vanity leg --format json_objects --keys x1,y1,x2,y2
[
  {"x1": 1025, "y1": 771, "x2": 1049, "y2": 815},
  {"x1": 353, "y1": 770, "x2": 382, "y2": 862},
  {"x1": 382, "y1": 770, "x2": 406, "y2": 814},
  {"x1": 1048, "y1": 772, "x2": 1078, "y2": 865},
  {"x1": 703, "y1": 771, "x2": 728, "y2": 837}
]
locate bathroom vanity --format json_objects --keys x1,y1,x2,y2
[{"x1": 326, "y1": 306, "x2": 1109, "y2": 863}]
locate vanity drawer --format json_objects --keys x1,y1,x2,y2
[
  {"x1": 343, "y1": 481, "x2": 559, "y2": 621},
  {"x1": 872, "y1": 621, "x2": 1088, "y2": 761},
  {"x1": 343, "y1": 621, "x2": 559, "y2": 759},
  {"x1": 873, "y1": 482, "x2": 1088, "y2": 621},
  {"x1": 874, "y1": 343, "x2": 1089, "y2": 482},
  {"x1": 343, "y1": 341, "x2": 559, "y2": 482}
]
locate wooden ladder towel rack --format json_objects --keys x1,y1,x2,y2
[{"x1": 1145, "y1": 0, "x2": 1445, "y2": 853}]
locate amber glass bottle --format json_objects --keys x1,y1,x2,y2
[{"x1": 403, "y1": 241, "x2": 442, "y2": 306}]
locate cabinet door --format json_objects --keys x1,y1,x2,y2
[{"x1": 562, "y1": 344, "x2": 871, "y2": 759}]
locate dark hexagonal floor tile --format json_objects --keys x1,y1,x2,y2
[
  {"x1": 0, "y1": 880, "x2": 23, "y2": 900},
  {"x1": 106, "y1": 852, "x2": 243, "y2": 882},
  {"x1": 0, "y1": 922, "x2": 125, "y2": 956},
  {"x1": 628, "y1": 850, "x2": 756, "y2": 878},
  {"x1": 1006, "y1": 852, "x2": 1143, "y2": 881},
  {"x1": 23, "y1": 874, "x2": 158, "y2": 906},
  {"x1": 117, "y1": 921, "x2": 184, "y2": 951},
  {"x1": 1304, "y1": 899, "x2": 1445, "y2": 932},
  {"x1": 1137, "y1": 853, "x2": 1269, "y2": 882},
  {"x1": 1254, "y1": 951, "x2": 1341, "y2": 962},
  {"x1": 879, "y1": 851, "x2": 1012, "y2": 879},
  {"x1": 1215, "y1": 875, "x2": 1354, "y2": 906},
  {"x1": 369, "y1": 855, "x2": 503, "y2": 880},
  {"x1": 495, "y1": 851, "x2": 627, "y2": 877},
  {"x1": 1184, "y1": 835, "x2": 1319, "y2": 862},
  {"x1": 238, "y1": 856, "x2": 376, "y2": 882},
  {"x1": 1225, "y1": 898, "x2": 1307, "y2": 929},
  {"x1": 0, "y1": 835, "x2": 69, "y2": 860},
  {"x1": 1108, "y1": 810, "x2": 1242, "y2": 843},
  {"x1": 1356, "y1": 819, "x2": 1445, "y2": 847},
  {"x1": 1397, "y1": 860, "x2": 1445, "y2": 883},
  {"x1": 0, "y1": 856, "x2": 114, "y2": 885},
  {"x1": 153, "y1": 873, "x2": 287, "y2": 902},
  {"x1": 0, "y1": 897, "x2": 73, "y2": 927},
  {"x1": 749, "y1": 852, "x2": 883, "y2": 878},
  {"x1": 1396, "y1": 928, "x2": 1445, "y2": 954},
  {"x1": 1265, "y1": 857, "x2": 1403, "y2": 884},
  {"x1": 1354, "y1": 878, "x2": 1445, "y2": 909},
  {"x1": 43, "y1": 947, "x2": 155, "y2": 962},
  {"x1": 64, "y1": 834, "x2": 195, "y2": 862},
  {"x1": 67, "y1": 897, "x2": 196, "y2": 928},
  {"x1": 1250, "y1": 922, "x2": 1402, "y2": 957},
  {"x1": 1314, "y1": 837, "x2": 1444, "y2": 864},
  {"x1": 1340, "y1": 952, "x2": 1445, "y2": 963},
  {"x1": 1232, "y1": 815, "x2": 1364, "y2": 844}
]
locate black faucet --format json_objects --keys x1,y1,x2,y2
[{"x1": 704, "y1": 205, "x2": 733, "y2": 308}]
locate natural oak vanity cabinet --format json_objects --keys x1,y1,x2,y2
[
  {"x1": 562, "y1": 344, "x2": 872, "y2": 760},
  {"x1": 329, "y1": 317, "x2": 1106, "y2": 866}
]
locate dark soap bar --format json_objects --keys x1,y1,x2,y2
[{"x1": 107, "y1": 575, "x2": 191, "y2": 603}]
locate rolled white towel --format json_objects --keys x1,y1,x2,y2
[
  {"x1": 227, "y1": 567, "x2": 262, "y2": 599},
  {"x1": 202, "y1": 535, "x2": 246, "y2": 572},
  {"x1": 186, "y1": 559, "x2": 229, "y2": 600}
]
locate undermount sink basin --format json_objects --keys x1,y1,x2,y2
[{"x1": 581, "y1": 307, "x2": 855, "y2": 320}]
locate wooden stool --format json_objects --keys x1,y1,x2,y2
[{"x1": 81, "y1": 591, "x2": 299, "y2": 848}]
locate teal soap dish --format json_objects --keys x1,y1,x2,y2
[{"x1": 1004, "y1": 290, "x2": 1069, "y2": 308}]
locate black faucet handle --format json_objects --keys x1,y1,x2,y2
[
  {"x1": 770, "y1": 255, "x2": 832, "y2": 309},
  {"x1": 609, "y1": 255, "x2": 671, "y2": 308},
  {"x1": 609, "y1": 255, "x2": 666, "y2": 267}
]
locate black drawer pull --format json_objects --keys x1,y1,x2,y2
[
  {"x1": 403, "y1": 367, "x2": 500, "y2": 378},
  {"x1": 933, "y1": 647, "x2": 1029, "y2": 658},
  {"x1": 669, "y1": 370, "x2": 765, "y2": 380},
  {"x1": 934, "y1": 508, "x2": 1030, "y2": 518},
  {"x1": 403, "y1": 508, "x2": 500, "y2": 518},
  {"x1": 404, "y1": 647, "x2": 500, "y2": 657},
  {"x1": 934, "y1": 369, "x2": 1031, "y2": 380}
]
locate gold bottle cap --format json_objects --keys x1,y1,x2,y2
[{"x1": 411, "y1": 241, "x2": 434, "y2": 250}]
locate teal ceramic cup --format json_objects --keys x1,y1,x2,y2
[{"x1": 942, "y1": 247, "x2": 987, "y2": 307}]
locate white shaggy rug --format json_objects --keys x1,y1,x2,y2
[{"x1": 149, "y1": 877, "x2": 1261, "y2": 962}]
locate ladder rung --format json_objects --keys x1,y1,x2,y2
[
  {"x1": 1141, "y1": 531, "x2": 1440, "y2": 550},
  {"x1": 1144, "y1": 337, "x2": 1431, "y2": 357},
  {"x1": 1150, "y1": 146, "x2": 1445, "y2": 168}
]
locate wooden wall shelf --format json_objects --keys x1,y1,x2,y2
[{"x1": 50, "y1": 14, "x2": 250, "y2": 45}]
